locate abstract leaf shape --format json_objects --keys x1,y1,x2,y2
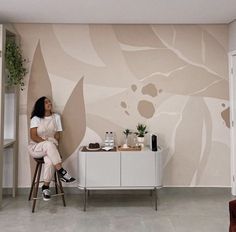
[
  {"x1": 113, "y1": 25, "x2": 165, "y2": 48},
  {"x1": 59, "y1": 77, "x2": 86, "y2": 161},
  {"x1": 27, "y1": 41, "x2": 53, "y2": 177},
  {"x1": 27, "y1": 41, "x2": 53, "y2": 124},
  {"x1": 163, "y1": 97, "x2": 212, "y2": 185}
]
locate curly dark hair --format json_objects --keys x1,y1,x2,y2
[{"x1": 31, "y1": 96, "x2": 47, "y2": 119}]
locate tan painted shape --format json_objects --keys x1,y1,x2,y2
[
  {"x1": 27, "y1": 41, "x2": 53, "y2": 122},
  {"x1": 174, "y1": 25, "x2": 203, "y2": 64},
  {"x1": 113, "y1": 25, "x2": 166, "y2": 48},
  {"x1": 125, "y1": 110, "x2": 130, "y2": 116},
  {"x1": 59, "y1": 77, "x2": 86, "y2": 160},
  {"x1": 123, "y1": 49, "x2": 186, "y2": 79},
  {"x1": 131, "y1": 84, "x2": 137, "y2": 92},
  {"x1": 27, "y1": 41, "x2": 53, "y2": 178},
  {"x1": 120, "y1": 101, "x2": 127, "y2": 108},
  {"x1": 221, "y1": 107, "x2": 230, "y2": 128},
  {"x1": 142, "y1": 83, "x2": 157, "y2": 97},
  {"x1": 137, "y1": 100, "x2": 155, "y2": 119}
]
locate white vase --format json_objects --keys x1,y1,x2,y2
[{"x1": 137, "y1": 137, "x2": 145, "y2": 148}]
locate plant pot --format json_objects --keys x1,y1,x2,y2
[
  {"x1": 137, "y1": 137, "x2": 145, "y2": 149},
  {"x1": 137, "y1": 137, "x2": 144, "y2": 143}
]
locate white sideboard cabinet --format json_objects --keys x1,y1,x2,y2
[{"x1": 78, "y1": 147, "x2": 163, "y2": 211}]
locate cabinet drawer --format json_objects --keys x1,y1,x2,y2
[
  {"x1": 86, "y1": 152, "x2": 120, "y2": 187},
  {"x1": 121, "y1": 151, "x2": 156, "y2": 187}
]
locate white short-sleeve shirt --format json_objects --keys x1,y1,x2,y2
[{"x1": 30, "y1": 113, "x2": 63, "y2": 131}]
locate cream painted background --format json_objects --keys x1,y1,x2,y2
[{"x1": 10, "y1": 24, "x2": 230, "y2": 187}]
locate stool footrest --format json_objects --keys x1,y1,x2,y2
[{"x1": 32, "y1": 193, "x2": 65, "y2": 200}]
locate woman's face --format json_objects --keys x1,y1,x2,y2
[{"x1": 44, "y1": 98, "x2": 52, "y2": 112}]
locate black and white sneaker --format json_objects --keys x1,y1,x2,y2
[
  {"x1": 58, "y1": 170, "x2": 76, "y2": 183},
  {"x1": 42, "y1": 188, "x2": 51, "y2": 201}
]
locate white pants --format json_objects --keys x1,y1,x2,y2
[{"x1": 28, "y1": 141, "x2": 62, "y2": 182}]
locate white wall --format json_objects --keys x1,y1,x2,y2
[{"x1": 229, "y1": 20, "x2": 236, "y2": 52}]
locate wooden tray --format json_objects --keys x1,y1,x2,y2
[{"x1": 118, "y1": 146, "x2": 142, "y2": 151}]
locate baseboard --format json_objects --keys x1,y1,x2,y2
[{"x1": 2, "y1": 186, "x2": 231, "y2": 196}]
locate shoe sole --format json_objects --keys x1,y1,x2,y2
[
  {"x1": 42, "y1": 196, "x2": 51, "y2": 201},
  {"x1": 60, "y1": 178, "x2": 76, "y2": 183}
]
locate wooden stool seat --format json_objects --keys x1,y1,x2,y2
[{"x1": 28, "y1": 157, "x2": 66, "y2": 212}]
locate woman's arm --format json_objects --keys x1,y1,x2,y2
[
  {"x1": 30, "y1": 127, "x2": 46, "y2": 143},
  {"x1": 54, "y1": 131, "x2": 60, "y2": 142}
]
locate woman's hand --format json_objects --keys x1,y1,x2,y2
[{"x1": 47, "y1": 137, "x2": 59, "y2": 146}]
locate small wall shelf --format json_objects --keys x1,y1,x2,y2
[{"x1": 0, "y1": 25, "x2": 19, "y2": 208}]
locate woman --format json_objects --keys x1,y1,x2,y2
[{"x1": 28, "y1": 96, "x2": 75, "y2": 201}]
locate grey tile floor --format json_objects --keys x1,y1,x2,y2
[{"x1": 0, "y1": 188, "x2": 233, "y2": 232}]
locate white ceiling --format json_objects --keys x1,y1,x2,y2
[{"x1": 0, "y1": 0, "x2": 235, "y2": 24}]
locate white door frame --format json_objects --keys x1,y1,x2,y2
[{"x1": 229, "y1": 50, "x2": 236, "y2": 195}]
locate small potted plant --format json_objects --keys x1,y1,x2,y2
[
  {"x1": 134, "y1": 123, "x2": 148, "y2": 146},
  {"x1": 122, "y1": 129, "x2": 132, "y2": 148}
]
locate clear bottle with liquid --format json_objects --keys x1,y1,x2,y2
[
  {"x1": 104, "y1": 132, "x2": 109, "y2": 147},
  {"x1": 109, "y1": 132, "x2": 115, "y2": 148}
]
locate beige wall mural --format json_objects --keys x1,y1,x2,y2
[{"x1": 14, "y1": 23, "x2": 230, "y2": 187}]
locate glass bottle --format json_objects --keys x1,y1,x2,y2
[{"x1": 105, "y1": 132, "x2": 109, "y2": 147}]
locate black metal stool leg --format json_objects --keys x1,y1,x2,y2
[
  {"x1": 54, "y1": 172, "x2": 58, "y2": 194},
  {"x1": 32, "y1": 163, "x2": 42, "y2": 213},
  {"x1": 28, "y1": 162, "x2": 39, "y2": 201},
  {"x1": 57, "y1": 172, "x2": 66, "y2": 207}
]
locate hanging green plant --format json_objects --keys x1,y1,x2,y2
[{"x1": 5, "y1": 39, "x2": 27, "y2": 90}]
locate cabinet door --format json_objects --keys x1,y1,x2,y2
[
  {"x1": 121, "y1": 151, "x2": 156, "y2": 187},
  {"x1": 86, "y1": 152, "x2": 120, "y2": 187}
]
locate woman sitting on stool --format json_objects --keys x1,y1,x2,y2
[{"x1": 28, "y1": 96, "x2": 75, "y2": 201}]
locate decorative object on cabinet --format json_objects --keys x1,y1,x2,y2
[
  {"x1": 5, "y1": 38, "x2": 27, "y2": 90},
  {"x1": 122, "y1": 128, "x2": 132, "y2": 148},
  {"x1": 118, "y1": 145, "x2": 142, "y2": 151},
  {"x1": 134, "y1": 123, "x2": 148, "y2": 148},
  {"x1": 87, "y1": 142, "x2": 100, "y2": 150}
]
